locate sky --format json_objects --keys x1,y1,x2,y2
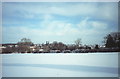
[{"x1": 2, "y1": 2, "x2": 118, "y2": 45}]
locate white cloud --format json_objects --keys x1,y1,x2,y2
[
  {"x1": 91, "y1": 21, "x2": 108, "y2": 30},
  {"x1": 77, "y1": 17, "x2": 90, "y2": 30},
  {"x1": 3, "y1": 20, "x2": 79, "y2": 44},
  {"x1": 3, "y1": 18, "x2": 114, "y2": 45},
  {"x1": 2, "y1": 2, "x2": 118, "y2": 45},
  {"x1": 77, "y1": 17, "x2": 108, "y2": 31},
  {"x1": 3, "y1": 2, "x2": 118, "y2": 21}
]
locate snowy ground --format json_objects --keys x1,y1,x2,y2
[{"x1": 1, "y1": 52, "x2": 119, "y2": 77}]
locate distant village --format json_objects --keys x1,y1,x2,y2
[{"x1": 0, "y1": 32, "x2": 120, "y2": 54}]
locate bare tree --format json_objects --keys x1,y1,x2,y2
[
  {"x1": 18, "y1": 38, "x2": 33, "y2": 46},
  {"x1": 17, "y1": 38, "x2": 34, "y2": 53},
  {"x1": 74, "y1": 38, "x2": 81, "y2": 47}
]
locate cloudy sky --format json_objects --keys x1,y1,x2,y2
[{"x1": 2, "y1": 2, "x2": 118, "y2": 45}]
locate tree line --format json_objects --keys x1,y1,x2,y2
[{"x1": 1, "y1": 32, "x2": 120, "y2": 53}]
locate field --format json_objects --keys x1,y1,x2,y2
[{"x1": 2, "y1": 52, "x2": 118, "y2": 77}]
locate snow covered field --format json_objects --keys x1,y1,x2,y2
[{"x1": 1, "y1": 52, "x2": 119, "y2": 77}]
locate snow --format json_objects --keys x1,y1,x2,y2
[
  {"x1": 0, "y1": 54, "x2": 2, "y2": 79},
  {"x1": 1, "y1": 52, "x2": 119, "y2": 77}
]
